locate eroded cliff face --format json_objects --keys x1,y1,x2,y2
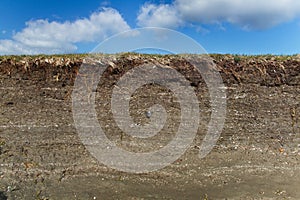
[{"x1": 0, "y1": 54, "x2": 299, "y2": 199}]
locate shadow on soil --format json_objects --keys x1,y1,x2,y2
[{"x1": 0, "y1": 192, "x2": 7, "y2": 200}]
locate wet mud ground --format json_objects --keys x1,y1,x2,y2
[{"x1": 0, "y1": 54, "x2": 300, "y2": 199}]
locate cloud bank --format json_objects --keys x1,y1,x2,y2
[
  {"x1": 137, "y1": 0, "x2": 300, "y2": 30},
  {"x1": 0, "y1": 8, "x2": 130, "y2": 55}
]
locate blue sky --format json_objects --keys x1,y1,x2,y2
[{"x1": 0, "y1": 0, "x2": 300, "y2": 55}]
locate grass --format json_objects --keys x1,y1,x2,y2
[{"x1": 0, "y1": 53, "x2": 299, "y2": 60}]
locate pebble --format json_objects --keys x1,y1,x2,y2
[{"x1": 145, "y1": 111, "x2": 151, "y2": 118}]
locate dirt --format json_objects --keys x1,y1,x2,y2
[{"x1": 0, "y1": 54, "x2": 299, "y2": 199}]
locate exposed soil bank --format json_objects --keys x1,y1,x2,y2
[{"x1": 0, "y1": 54, "x2": 299, "y2": 199}]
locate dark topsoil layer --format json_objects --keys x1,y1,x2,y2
[
  {"x1": 0, "y1": 54, "x2": 300, "y2": 86},
  {"x1": 0, "y1": 54, "x2": 299, "y2": 199}
]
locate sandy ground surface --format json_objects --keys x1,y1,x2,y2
[{"x1": 0, "y1": 54, "x2": 299, "y2": 199}]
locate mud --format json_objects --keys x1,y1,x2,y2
[{"x1": 0, "y1": 54, "x2": 299, "y2": 199}]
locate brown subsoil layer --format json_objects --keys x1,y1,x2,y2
[{"x1": 0, "y1": 54, "x2": 300, "y2": 199}]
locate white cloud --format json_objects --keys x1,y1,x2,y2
[
  {"x1": 137, "y1": 0, "x2": 300, "y2": 30},
  {"x1": 0, "y1": 40, "x2": 30, "y2": 55},
  {"x1": 137, "y1": 3, "x2": 182, "y2": 28},
  {"x1": 0, "y1": 39, "x2": 76, "y2": 55},
  {"x1": 0, "y1": 8, "x2": 131, "y2": 55}
]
